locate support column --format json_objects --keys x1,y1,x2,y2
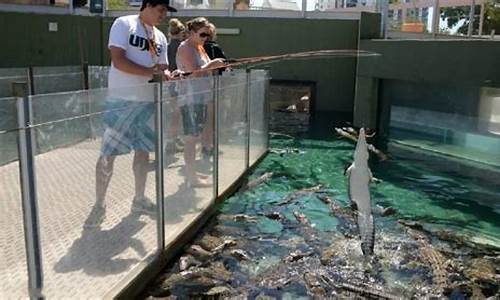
[
  {"x1": 14, "y1": 82, "x2": 44, "y2": 300},
  {"x1": 152, "y1": 77, "x2": 165, "y2": 252},
  {"x1": 212, "y1": 74, "x2": 220, "y2": 198},
  {"x1": 467, "y1": 0, "x2": 476, "y2": 37},
  {"x1": 432, "y1": 0, "x2": 440, "y2": 36},
  {"x1": 479, "y1": 3, "x2": 485, "y2": 36},
  {"x1": 245, "y1": 69, "x2": 251, "y2": 170}
]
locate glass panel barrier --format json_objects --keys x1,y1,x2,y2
[
  {"x1": 162, "y1": 77, "x2": 215, "y2": 245},
  {"x1": 30, "y1": 84, "x2": 159, "y2": 298},
  {"x1": 31, "y1": 90, "x2": 90, "y2": 154},
  {"x1": 170, "y1": 0, "x2": 230, "y2": 10},
  {"x1": 217, "y1": 72, "x2": 248, "y2": 193},
  {"x1": 88, "y1": 66, "x2": 110, "y2": 89},
  {"x1": 0, "y1": 128, "x2": 29, "y2": 299},
  {"x1": 384, "y1": 80, "x2": 500, "y2": 247},
  {"x1": 305, "y1": 0, "x2": 377, "y2": 11},
  {"x1": 0, "y1": 0, "x2": 68, "y2": 7},
  {"x1": 249, "y1": 70, "x2": 269, "y2": 166},
  {"x1": 32, "y1": 66, "x2": 83, "y2": 94},
  {"x1": 0, "y1": 97, "x2": 19, "y2": 164},
  {"x1": 0, "y1": 68, "x2": 27, "y2": 98},
  {"x1": 250, "y1": 0, "x2": 301, "y2": 11}
]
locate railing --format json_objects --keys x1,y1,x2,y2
[
  {"x1": 0, "y1": 0, "x2": 376, "y2": 19},
  {"x1": 0, "y1": 68, "x2": 269, "y2": 299},
  {"x1": 2, "y1": 0, "x2": 498, "y2": 39}
]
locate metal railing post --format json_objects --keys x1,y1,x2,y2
[
  {"x1": 245, "y1": 68, "x2": 251, "y2": 169},
  {"x1": 432, "y1": 0, "x2": 440, "y2": 37},
  {"x1": 153, "y1": 77, "x2": 165, "y2": 251},
  {"x1": 264, "y1": 71, "x2": 270, "y2": 151},
  {"x1": 467, "y1": 0, "x2": 476, "y2": 37},
  {"x1": 27, "y1": 66, "x2": 35, "y2": 95},
  {"x1": 82, "y1": 62, "x2": 95, "y2": 140},
  {"x1": 13, "y1": 81, "x2": 44, "y2": 300},
  {"x1": 229, "y1": 0, "x2": 235, "y2": 16},
  {"x1": 213, "y1": 74, "x2": 220, "y2": 198}
]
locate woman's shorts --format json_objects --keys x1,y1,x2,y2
[
  {"x1": 180, "y1": 104, "x2": 207, "y2": 137},
  {"x1": 100, "y1": 99, "x2": 155, "y2": 156}
]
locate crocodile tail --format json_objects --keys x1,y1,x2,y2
[{"x1": 358, "y1": 213, "x2": 375, "y2": 256}]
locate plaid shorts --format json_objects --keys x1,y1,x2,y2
[{"x1": 100, "y1": 99, "x2": 155, "y2": 156}]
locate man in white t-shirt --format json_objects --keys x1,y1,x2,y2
[{"x1": 85, "y1": 0, "x2": 177, "y2": 228}]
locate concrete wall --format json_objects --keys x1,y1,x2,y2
[{"x1": 353, "y1": 40, "x2": 500, "y2": 129}]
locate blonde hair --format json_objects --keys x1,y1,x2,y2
[
  {"x1": 168, "y1": 18, "x2": 185, "y2": 36},
  {"x1": 186, "y1": 17, "x2": 209, "y2": 33},
  {"x1": 207, "y1": 23, "x2": 217, "y2": 41},
  {"x1": 233, "y1": 0, "x2": 249, "y2": 10}
]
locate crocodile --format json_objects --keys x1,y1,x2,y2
[{"x1": 345, "y1": 128, "x2": 375, "y2": 256}]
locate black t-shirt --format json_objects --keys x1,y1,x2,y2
[
  {"x1": 167, "y1": 38, "x2": 181, "y2": 71},
  {"x1": 203, "y1": 41, "x2": 227, "y2": 60}
]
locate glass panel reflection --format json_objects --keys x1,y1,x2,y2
[
  {"x1": 162, "y1": 78, "x2": 215, "y2": 245},
  {"x1": 33, "y1": 66, "x2": 83, "y2": 94},
  {"x1": 0, "y1": 129, "x2": 29, "y2": 299},
  {"x1": 30, "y1": 84, "x2": 159, "y2": 298},
  {"x1": 249, "y1": 70, "x2": 268, "y2": 166},
  {"x1": 217, "y1": 72, "x2": 248, "y2": 193}
]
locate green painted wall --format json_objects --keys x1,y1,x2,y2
[
  {"x1": 358, "y1": 12, "x2": 381, "y2": 40},
  {"x1": 102, "y1": 16, "x2": 360, "y2": 113},
  {"x1": 353, "y1": 39, "x2": 500, "y2": 130},
  {"x1": 0, "y1": 12, "x2": 367, "y2": 114},
  {"x1": 358, "y1": 40, "x2": 500, "y2": 86},
  {"x1": 0, "y1": 12, "x2": 103, "y2": 67}
]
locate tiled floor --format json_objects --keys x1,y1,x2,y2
[{"x1": 0, "y1": 138, "x2": 251, "y2": 299}]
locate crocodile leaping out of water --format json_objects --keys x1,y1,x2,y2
[{"x1": 345, "y1": 128, "x2": 375, "y2": 256}]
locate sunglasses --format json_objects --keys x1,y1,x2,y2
[{"x1": 199, "y1": 32, "x2": 210, "y2": 38}]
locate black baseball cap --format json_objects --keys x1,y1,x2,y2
[{"x1": 142, "y1": 0, "x2": 177, "y2": 12}]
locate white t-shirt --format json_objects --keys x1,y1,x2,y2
[{"x1": 107, "y1": 15, "x2": 168, "y2": 100}]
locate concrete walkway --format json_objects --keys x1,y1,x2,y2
[{"x1": 0, "y1": 138, "x2": 248, "y2": 299}]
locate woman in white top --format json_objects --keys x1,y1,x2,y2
[{"x1": 176, "y1": 17, "x2": 225, "y2": 187}]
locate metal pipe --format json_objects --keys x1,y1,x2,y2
[
  {"x1": 467, "y1": 0, "x2": 476, "y2": 37},
  {"x1": 13, "y1": 82, "x2": 44, "y2": 300},
  {"x1": 213, "y1": 74, "x2": 220, "y2": 198},
  {"x1": 264, "y1": 71, "x2": 270, "y2": 151},
  {"x1": 245, "y1": 69, "x2": 251, "y2": 170},
  {"x1": 27, "y1": 67, "x2": 35, "y2": 95},
  {"x1": 82, "y1": 63, "x2": 94, "y2": 140},
  {"x1": 153, "y1": 78, "x2": 165, "y2": 251},
  {"x1": 479, "y1": 3, "x2": 484, "y2": 36},
  {"x1": 380, "y1": 0, "x2": 389, "y2": 39},
  {"x1": 432, "y1": 0, "x2": 440, "y2": 37}
]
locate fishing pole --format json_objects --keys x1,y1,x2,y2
[{"x1": 173, "y1": 49, "x2": 380, "y2": 78}]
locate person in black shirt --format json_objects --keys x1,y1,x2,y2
[
  {"x1": 204, "y1": 23, "x2": 227, "y2": 62},
  {"x1": 167, "y1": 18, "x2": 186, "y2": 71}
]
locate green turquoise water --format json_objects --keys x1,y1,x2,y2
[
  {"x1": 149, "y1": 114, "x2": 500, "y2": 298},
  {"x1": 223, "y1": 135, "x2": 500, "y2": 247}
]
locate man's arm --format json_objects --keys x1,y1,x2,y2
[{"x1": 110, "y1": 46, "x2": 155, "y2": 77}]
